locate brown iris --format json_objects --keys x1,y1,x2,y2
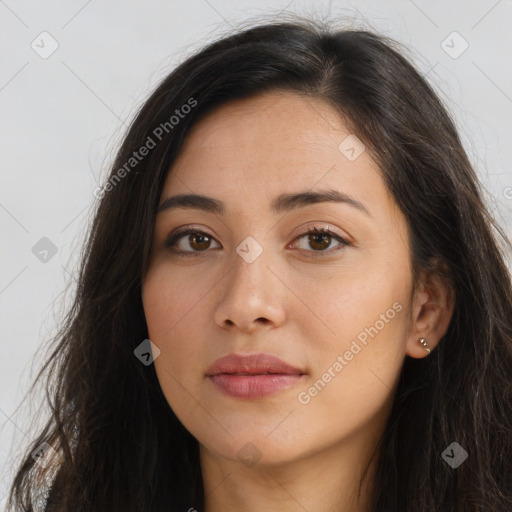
[
  {"x1": 188, "y1": 233, "x2": 211, "y2": 251},
  {"x1": 307, "y1": 232, "x2": 331, "y2": 251}
]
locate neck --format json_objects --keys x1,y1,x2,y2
[{"x1": 200, "y1": 432, "x2": 380, "y2": 512}]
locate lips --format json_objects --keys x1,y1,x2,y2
[
  {"x1": 206, "y1": 353, "x2": 306, "y2": 399},
  {"x1": 206, "y1": 353, "x2": 305, "y2": 377}
]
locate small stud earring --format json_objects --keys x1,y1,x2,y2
[{"x1": 419, "y1": 337, "x2": 431, "y2": 354}]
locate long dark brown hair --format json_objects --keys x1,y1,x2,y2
[{"x1": 7, "y1": 14, "x2": 512, "y2": 511}]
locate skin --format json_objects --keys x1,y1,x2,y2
[{"x1": 141, "y1": 90, "x2": 455, "y2": 512}]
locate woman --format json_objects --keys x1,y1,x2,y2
[{"x1": 7, "y1": 15, "x2": 512, "y2": 512}]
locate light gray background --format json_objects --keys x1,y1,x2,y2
[{"x1": 1, "y1": 0, "x2": 511, "y2": 507}]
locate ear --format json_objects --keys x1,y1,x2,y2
[{"x1": 406, "y1": 258, "x2": 455, "y2": 358}]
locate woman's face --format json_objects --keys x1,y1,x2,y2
[{"x1": 142, "y1": 90, "x2": 420, "y2": 466}]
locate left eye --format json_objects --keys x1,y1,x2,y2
[
  {"x1": 293, "y1": 226, "x2": 349, "y2": 254},
  {"x1": 165, "y1": 226, "x2": 349, "y2": 255}
]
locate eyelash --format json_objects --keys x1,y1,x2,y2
[{"x1": 164, "y1": 225, "x2": 351, "y2": 257}]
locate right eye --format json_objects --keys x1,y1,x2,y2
[{"x1": 165, "y1": 229, "x2": 221, "y2": 255}]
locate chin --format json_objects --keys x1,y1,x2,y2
[{"x1": 199, "y1": 430, "x2": 312, "y2": 468}]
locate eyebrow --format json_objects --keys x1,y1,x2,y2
[{"x1": 157, "y1": 189, "x2": 371, "y2": 217}]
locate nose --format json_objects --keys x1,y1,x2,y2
[{"x1": 213, "y1": 245, "x2": 286, "y2": 333}]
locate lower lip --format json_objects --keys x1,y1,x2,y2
[{"x1": 208, "y1": 374, "x2": 303, "y2": 399}]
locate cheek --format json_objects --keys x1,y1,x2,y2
[
  {"x1": 296, "y1": 261, "x2": 406, "y2": 345},
  {"x1": 294, "y1": 261, "x2": 409, "y2": 409},
  {"x1": 142, "y1": 264, "x2": 205, "y2": 341},
  {"x1": 290, "y1": 303, "x2": 407, "y2": 454},
  {"x1": 142, "y1": 268, "x2": 210, "y2": 424},
  {"x1": 141, "y1": 267, "x2": 208, "y2": 382}
]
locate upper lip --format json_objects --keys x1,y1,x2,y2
[{"x1": 206, "y1": 353, "x2": 305, "y2": 376}]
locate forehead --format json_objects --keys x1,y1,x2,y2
[{"x1": 160, "y1": 90, "x2": 390, "y2": 218}]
